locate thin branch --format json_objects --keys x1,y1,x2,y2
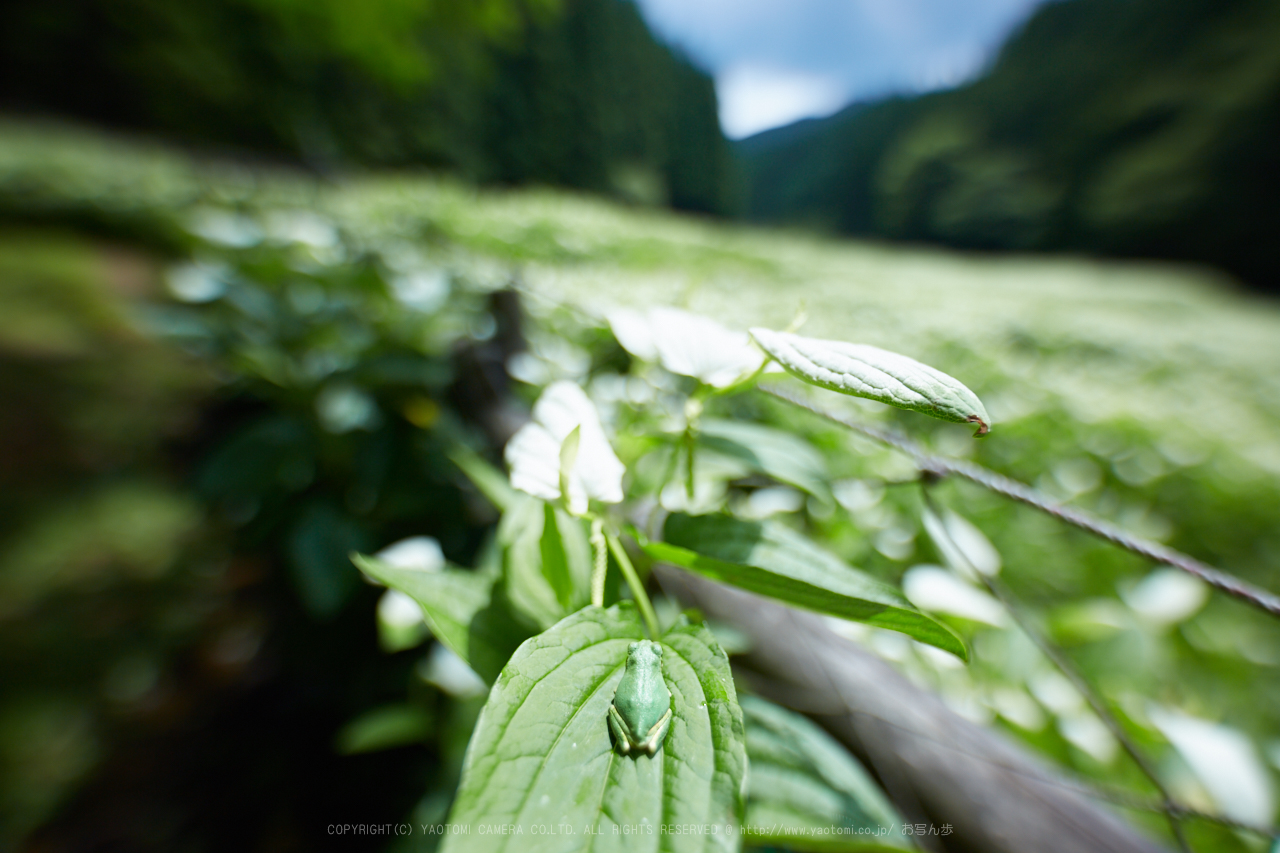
[
  {"x1": 1061, "y1": 780, "x2": 1277, "y2": 840},
  {"x1": 761, "y1": 384, "x2": 1280, "y2": 619},
  {"x1": 921, "y1": 487, "x2": 1193, "y2": 853}
]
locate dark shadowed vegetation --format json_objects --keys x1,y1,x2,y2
[{"x1": 0, "y1": 0, "x2": 734, "y2": 213}]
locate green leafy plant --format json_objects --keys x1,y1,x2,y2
[
  {"x1": 352, "y1": 308, "x2": 1006, "y2": 850},
  {"x1": 353, "y1": 293, "x2": 1280, "y2": 851},
  {"x1": 8, "y1": 122, "x2": 1278, "y2": 853}
]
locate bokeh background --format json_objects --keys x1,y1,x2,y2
[{"x1": 2, "y1": 0, "x2": 1278, "y2": 850}]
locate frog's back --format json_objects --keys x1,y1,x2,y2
[{"x1": 616, "y1": 641, "x2": 671, "y2": 734}]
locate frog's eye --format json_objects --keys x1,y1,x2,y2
[
  {"x1": 652, "y1": 645, "x2": 663, "y2": 657},
  {"x1": 627, "y1": 642, "x2": 639, "y2": 654}
]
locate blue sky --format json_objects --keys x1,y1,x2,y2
[{"x1": 632, "y1": 0, "x2": 1054, "y2": 138}]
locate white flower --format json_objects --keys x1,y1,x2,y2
[
  {"x1": 608, "y1": 306, "x2": 763, "y2": 388},
  {"x1": 505, "y1": 381, "x2": 624, "y2": 514}
]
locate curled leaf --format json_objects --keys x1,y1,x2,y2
[{"x1": 750, "y1": 328, "x2": 990, "y2": 435}]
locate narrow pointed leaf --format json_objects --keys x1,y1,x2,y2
[
  {"x1": 540, "y1": 502, "x2": 592, "y2": 611},
  {"x1": 644, "y1": 514, "x2": 967, "y2": 660},
  {"x1": 558, "y1": 425, "x2": 581, "y2": 511},
  {"x1": 538, "y1": 502, "x2": 575, "y2": 612},
  {"x1": 750, "y1": 328, "x2": 990, "y2": 435},
  {"x1": 742, "y1": 696, "x2": 910, "y2": 852},
  {"x1": 697, "y1": 418, "x2": 833, "y2": 502},
  {"x1": 443, "y1": 605, "x2": 746, "y2": 853},
  {"x1": 501, "y1": 496, "x2": 591, "y2": 629},
  {"x1": 352, "y1": 553, "x2": 526, "y2": 684},
  {"x1": 500, "y1": 495, "x2": 561, "y2": 630},
  {"x1": 449, "y1": 445, "x2": 520, "y2": 512}
]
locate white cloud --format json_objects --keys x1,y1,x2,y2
[
  {"x1": 635, "y1": 0, "x2": 1053, "y2": 137},
  {"x1": 716, "y1": 64, "x2": 847, "y2": 139}
]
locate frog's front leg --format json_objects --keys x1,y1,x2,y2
[
  {"x1": 608, "y1": 704, "x2": 636, "y2": 755},
  {"x1": 637, "y1": 708, "x2": 673, "y2": 756}
]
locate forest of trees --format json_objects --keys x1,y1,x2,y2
[
  {"x1": 0, "y1": 0, "x2": 734, "y2": 214},
  {"x1": 9, "y1": 0, "x2": 1279, "y2": 286},
  {"x1": 738, "y1": 0, "x2": 1280, "y2": 291}
]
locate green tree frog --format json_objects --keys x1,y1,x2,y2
[{"x1": 607, "y1": 640, "x2": 672, "y2": 756}]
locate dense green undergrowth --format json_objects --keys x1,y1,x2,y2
[{"x1": 2, "y1": 121, "x2": 1278, "y2": 852}]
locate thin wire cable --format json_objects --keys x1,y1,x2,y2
[
  {"x1": 762, "y1": 384, "x2": 1280, "y2": 619},
  {"x1": 921, "y1": 487, "x2": 1193, "y2": 853}
]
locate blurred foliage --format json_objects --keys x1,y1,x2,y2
[
  {"x1": 0, "y1": 0, "x2": 734, "y2": 213},
  {"x1": 738, "y1": 0, "x2": 1280, "y2": 292},
  {"x1": 0, "y1": 125, "x2": 508, "y2": 850},
  {"x1": 1, "y1": 121, "x2": 1279, "y2": 852}
]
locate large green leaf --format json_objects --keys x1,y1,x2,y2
[
  {"x1": 644, "y1": 514, "x2": 967, "y2": 660},
  {"x1": 500, "y1": 496, "x2": 592, "y2": 630},
  {"x1": 443, "y1": 604, "x2": 746, "y2": 853},
  {"x1": 749, "y1": 329, "x2": 990, "y2": 435},
  {"x1": 352, "y1": 553, "x2": 526, "y2": 684},
  {"x1": 741, "y1": 696, "x2": 911, "y2": 852},
  {"x1": 697, "y1": 418, "x2": 833, "y2": 503}
]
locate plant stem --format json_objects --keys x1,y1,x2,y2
[
  {"x1": 683, "y1": 396, "x2": 702, "y2": 501},
  {"x1": 683, "y1": 426, "x2": 696, "y2": 500},
  {"x1": 606, "y1": 530, "x2": 661, "y2": 638},
  {"x1": 589, "y1": 517, "x2": 607, "y2": 607}
]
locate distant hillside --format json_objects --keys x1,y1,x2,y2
[{"x1": 737, "y1": 0, "x2": 1280, "y2": 291}]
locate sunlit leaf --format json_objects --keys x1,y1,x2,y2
[
  {"x1": 1150, "y1": 707, "x2": 1275, "y2": 826},
  {"x1": 609, "y1": 306, "x2": 763, "y2": 388},
  {"x1": 1121, "y1": 568, "x2": 1208, "y2": 626},
  {"x1": 750, "y1": 328, "x2": 989, "y2": 435},
  {"x1": 420, "y1": 644, "x2": 489, "y2": 698},
  {"x1": 901, "y1": 566, "x2": 1006, "y2": 627},
  {"x1": 443, "y1": 604, "x2": 745, "y2": 853},
  {"x1": 377, "y1": 589, "x2": 430, "y2": 652},
  {"x1": 374, "y1": 535, "x2": 446, "y2": 572},
  {"x1": 643, "y1": 513, "x2": 967, "y2": 660}
]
